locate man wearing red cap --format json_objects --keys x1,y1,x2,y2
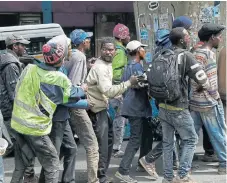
[
  {"x1": 112, "y1": 23, "x2": 130, "y2": 84},
  {"x1": 110, "y1": 23, "x2": 130, "y2": 158}
]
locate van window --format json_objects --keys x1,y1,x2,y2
[
  {"x1": 26, "y1": 37, "x2": 48, "y2": 55},
  {"x1": 0, "y1": 41, "x2": 6, "y2": 50},
  {"x1": 0, "y1": 37, "x2": 50, "y2": 56}
]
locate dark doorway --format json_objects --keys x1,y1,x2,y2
[{"x1": 0, "y1": 13, "x2": 19, "y2": 27}]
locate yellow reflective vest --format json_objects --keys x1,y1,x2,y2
[{"x1": 11, "y1": 64, "x2": 76, "y2": 136}]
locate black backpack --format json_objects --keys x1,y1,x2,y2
[{"x1": 146, "y1": 49, "x2": 185, "y2": 102}]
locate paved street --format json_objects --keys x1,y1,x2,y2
[{"x1": 3, "y1": 136, "x2": 227, "y2": 183}]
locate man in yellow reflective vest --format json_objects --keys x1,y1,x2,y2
[{"x1": 10, "y1": 35, "x2": 90, "y2": 183}]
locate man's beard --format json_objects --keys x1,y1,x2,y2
[
  {"x1": 102, "y1": 56, "x2": 112, "y2": 62},
  {"x1": 139, "y1": 56, "x2": 144, "y2": 61}
]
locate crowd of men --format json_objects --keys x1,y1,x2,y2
[{"x1": 0, "y1": 15, "x2": 226, "y2": 183}]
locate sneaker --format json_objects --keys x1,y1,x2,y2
[
  {"x1": 218, "y1": 166, "x2": 227, "y2": 175},
  {"x1": 162, "y1": 179, "x2": 173, "y2": 183},
  {"x1": 173, "y1": 175, "x2": 197, "y2": 183},
  {"x1": 113, "y1": 150, "x2": 124, "y2": 158},
  {"x1": 202, "y1": 154, "x2": 218, "y2": 162},
  {"x1": 24, "y1": 175, "x2": 39, "y2": 183},
  {"x1": 139, "y1": 157, "x2": 159, "y2": 179},
  {"x1": 115, "y1": 171, "x2": 137, "y2": 183}
]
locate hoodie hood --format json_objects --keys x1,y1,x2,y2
[
  {"x1": 155, "y1": 29, "x2": 171, "y2": 47},
  {"x1": 0, "y1": 49, "x2": 21, "y2": 71}
]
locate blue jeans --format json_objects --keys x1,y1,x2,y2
[
  {"x1": 0, "y1": 156, "x2": 3, "y2": 183},
  {"x1": 160, "y1": 108, "x2": 198, "y2": 181},
  {"x1": 191, "y1": 102, "x2": 227, "y2": 167}
]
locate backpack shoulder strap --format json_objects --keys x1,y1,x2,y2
[
  {"x1": 180, "y1": 51, "x2": 187, "y2": 85},
  {"x1": 155, "y1": 48, "x2": 174, "y2": 59},
  {"x1": 160, "y1": 48, "x2": 174, "y2": 55}
]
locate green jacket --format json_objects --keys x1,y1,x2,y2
[{"x1": 112, "y1": 41, "x2": 127, "y2": 84}]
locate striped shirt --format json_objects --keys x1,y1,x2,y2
[{"x1": 190, "y1": 48, "x2": 220, "y2": 111}]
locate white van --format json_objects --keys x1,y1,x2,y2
[{"x1": 0, "y1": 23, "x2": 65, "y2": 61}]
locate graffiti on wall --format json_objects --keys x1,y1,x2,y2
[
  {"x1": 199, "y1": 3, "x2": 220, "y2": 23},
  {"x1": 199, "y1": 6, "x2": 213, "y2": 23},
  {"x1": 159, "y1": 13, "x2": 169, "y2": 29}
]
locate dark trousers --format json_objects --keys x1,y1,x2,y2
[
  {"x1": 39, "y1": 120, "x2": 77, "y2": 183},
  {"x1": 202, "y1": 125, "x2": 214, "y2": 156},
  {"x1": 138, "y1": 119, "x2": 153, "y2": 165},
  {"x1": 4, "y1": 119, "x2": 36, "y2": 181},
  {"x1": 91, "y1": 110, "x2": 113, "y2": 183},
  {"x1": 119, "y1": 117, "x2": 145, "y2": 175},
  {"x1": 24, "y1": 161, "x2": 36, "y2": 178},
  {"x1": 10, "y1": 131, "x2": 59, "y2": 183}
]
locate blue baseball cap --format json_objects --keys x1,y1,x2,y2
[{"x1": 70, "y1": 29, "x2": 93, "y2": 45}]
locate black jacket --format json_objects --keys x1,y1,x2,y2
[{"x1": 0, "y1": 49, "x2": 23, "y2": 120}]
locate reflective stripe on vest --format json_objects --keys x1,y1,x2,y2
[
  {"x1": 12, "y1": 115, "x2": 51, "y2": 130},
  {"x1": 14, "y1": 99, "x2": 46, "y2": 118},
  {"x1": 39, "y1": 90, "x2": 54, "y2": 118}
]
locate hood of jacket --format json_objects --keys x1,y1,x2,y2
[
  {"x1": 155, "y1": 29, "x2": 171, "y2": 48},
  {"x1": 0, "y1": 49, "x2": 20, "y2": 72},
  {"x1": 34, "y1": 58, "x2": 58, "y2": 71}
]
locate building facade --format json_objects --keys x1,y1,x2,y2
[{"x1": 0, "y1": 1, "x2": 136, "y2": 56}]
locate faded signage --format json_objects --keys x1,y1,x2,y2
[
  {"x1": 159, "y1": 13, "x2": 169, "y2": 29},
  {"x1": 153, "y1": 14, "x2": 159, "y2": 33},
  {"x1": 140, "y1": 28, "x2": 149, "y2": 40}
]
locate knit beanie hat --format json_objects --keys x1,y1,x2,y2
[
  {"x1": 113, "y1": 23, "x2": 130, "y2": 39},
  {"x1": 42, "y1": 35, "x2": 68, "y2": 65},
  {"x1": 172, "y1": 16, "x2": 192, "y2": 30}
]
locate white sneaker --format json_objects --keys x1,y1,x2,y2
[
  {"x1": 139, "y1": 157, "x2": 159, "y2": 179},
  {"x1": 115, "y1": 171, "x2": 137, "y2": 183}
]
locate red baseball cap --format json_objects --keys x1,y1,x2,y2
[{"x1": 113, "y1": 23, "x2": 130, "y2": 39}]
